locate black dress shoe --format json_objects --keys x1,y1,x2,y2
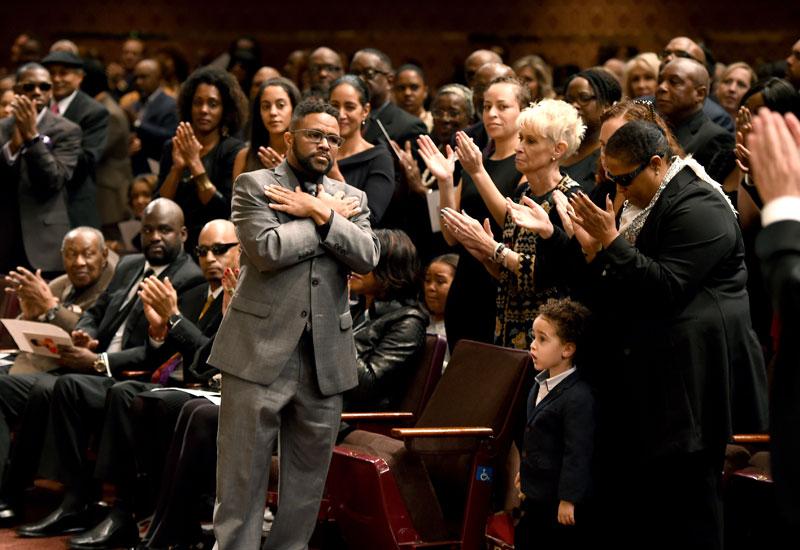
[
  {"x1": 0, "y1": 497, "x2": 17, "y2": 520},
  {"x1": 17, "y1": 505, "x2": 92, "y2": 537},
  {"x1": 68, "y1": 509, "x2": 139, "y2": 549}
]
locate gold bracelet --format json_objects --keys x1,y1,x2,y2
[{"x1": 193, "y1": 172, "x2": 214, "y2": 192}]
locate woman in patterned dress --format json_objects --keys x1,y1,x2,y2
[{"x1": 439, "y1": 99, "x2": 586, "y2": 349}]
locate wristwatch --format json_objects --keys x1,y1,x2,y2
[
  {"x1": 92, "y1": 354, "x2": 107, "y2": 374},
  {"x1": 43, "y1": 304, "x2": 60, "y2": 323},
  {"x1": 167, "y1": 313, "x2": 183, "y2": 331}
]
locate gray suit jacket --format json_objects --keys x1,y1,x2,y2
[
  {"x1": 208, "y1": 161, "x2": 380, "y2": 395},
  {"x1": 0, "y1": 110, "x2": 82, "y2": 271}
]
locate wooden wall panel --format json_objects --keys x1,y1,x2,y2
[{"x1": 3, "y1": 0, "x2": 798, "y2": 88}]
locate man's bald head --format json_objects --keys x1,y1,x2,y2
[
  {"x1": 197, "y1": 219, "x2": 239, "y2": 285},
  {"x1": 472, "y1": 62, "x2": 515, "y2": 113},
  {"x1": 663, "y1": 36, "x2": 706, "y2": 65},
  {"x1": 61, "y1": 227, "x2": 109, "y2": 289},
  {"x1": 656, "y1": 58, "x2": 709, "y2": 122},
  {"x1": 465, "y1": 49, "x2": 503, "y2": 87},
  {"x1": 134, "y1": 58, "x2": 162, "y2": 98},
  {"x1": 308, "y1": 47, "x2": 343, "y2": 93},
  {"x1": 141, "y1": 198, "x2": 187, "y2": 266}
]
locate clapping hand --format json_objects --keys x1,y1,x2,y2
[
  {"x1": 4, "y1": 267, "x2": 57, "y2": 319},
  {"x1": 747, "y1": 109, "x2": 800, "y2": 205},
  {"x1": 221, "y1": 267, "x2": 240, "y2": 315},
  {"x1": 454, "y1": 131, "x2": 483, "y2": 176},
  {"x1": 505, "y1": 196, "x2": 554, "y2": 238},
  {"x1": 440, "y1": 207, "x2": 496, "y2": 259},
  {"x1": 391, "y1": 139, "x2": 427, "y2": 194},
  {"x1": 138, "y1": 276, "x2": 180, "y2": 320},
  {"x1": 71, "y1": 329, "x2": 99, "y2": 350},
  {"x1": 12, "y1": 95, "x2": 39, "y2": 141},
  {"x1": 417, "y1": 134, "x2": 456, "y2": 183},
  {"x1": 257, "y1": 146, "x2": 285, "y2": 169},
  {"x1": 173, "y1": 122, "x2": 203, "y2": 171},
  {"x1": 735, "y1": 106, "x2": 753, "y2": 174},
  {"x1": 569, "y1": 192, "x2": 617, "y2": 254}
]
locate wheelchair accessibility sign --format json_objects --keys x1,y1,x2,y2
[{"x1": 476, "y1": 466, "x2": 494, "y2": 482}]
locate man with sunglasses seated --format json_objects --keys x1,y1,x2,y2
[
  {"x1": 0, "y1": 62, "x2": 81, "y2": 276},
  {"x1": 45, "y1": 219, "x2": 239, "y2": 549}
]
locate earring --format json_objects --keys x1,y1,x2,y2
[
  {"x1": 551, "y1": 156, "x2": 556, "y2": 162},
  {"x1": 361, "y1": 119, "x2": 366, "y2": 126}
]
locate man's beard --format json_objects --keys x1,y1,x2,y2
[
  {"x1": 293, "y1": 140, "x2": 332, "y2": 177},
  {"x1": 144, "y1": 242, "x2": 181, "y2": 266}
]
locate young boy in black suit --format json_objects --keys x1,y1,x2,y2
[{"x1": 515, "y1": 297, "x2": 594, "y2": 549}]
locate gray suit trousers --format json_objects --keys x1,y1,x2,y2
[{"x1": 213, "y1": 333, "x2": 343, "y2": 550}]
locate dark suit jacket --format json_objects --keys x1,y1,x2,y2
[
  {"x1": 671, "y1": 109, "x2": 734, "y2": 182},
  {"x1": 132, "y1": 89, "x2": 179, "y2": 175},
  {"x1": 0, "y1": 110, "x2": 81, "y2": 271},
  {"x1": 75, "y1": 251, "x2": 204, "y2": 376},
  {"x1": 363, "y1": 101, "x2": 427, "y2": 149},
  {"x1": 756, "y1": 219, "x2": 800, "y2": 526},
  {"x1": 62, "y1": 90, "x2": 109, "y2": 227},
  {"x1": 585, "y1": 166, "x2": 768, "y2": 459},
  {"x1": 95, "y1": 92, "x2": 133, "y2": 225},
  {"x1": 518, "y1": 371, "x2": 594, "y2": 504},
  {"x1": 147, "y1": 282, "x2": 224, "y2": 385}
]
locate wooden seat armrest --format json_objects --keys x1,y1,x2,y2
[
  {"x1": 341, "y1": 412, "x2": 415, "y2": 422},
  {"x1": 731, "y1": 434, "x2": 770, "y2": 444},
  {"x1": 390, "y1": 427, "x2": 494, "y2": 439}
]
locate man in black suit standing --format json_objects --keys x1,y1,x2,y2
[
  {"x1": 749, "y1": 108, "x2": 800, "y2": 533},
  {"x1": 129, "y1": 58, "x2": 179, "y2": 176},
  {"x1": 656, "y1": 57, "x2": 734, "y2": 182},
  {"x1": 42, "y1": 51, "x2": 109, "y2": 229},
  {"x1": 352, "y1": 48, "x2": 427, "y2": 149},
  {"x1": 0, "y1": 63, "x2": 81, "y2": 274},
  {"x1": 0, "y1": 198, "x2": 203, "y2": 532}
]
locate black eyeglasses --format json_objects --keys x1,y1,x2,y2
[
  {"x1": 565, "y1": 93, "x2": 597, "y2": 106},
  {"x1": 195, "y1": 242, "x2": 238, "y2": 257},
  {"x1": 606, "y1": 159, "x2": 651, "y2": 187},
  {"x1": 660, "y1": 49, "x2": 699, "y2": 62},
  {"x1": 291, "y1": 128, "x2": 344, "y2": 147},
  {"x1": 20, "y1": 82, "x2": 52, "y2": 92},
  {"x1": 352, "y1": 68, "x2": 389, "y2": 81}
]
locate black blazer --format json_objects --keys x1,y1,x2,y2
[
  {"x1": 0, "y1": 110, "x2": 81, "y2": 272},
  {"x1": 363, "y1": 101, "x2": 427, "y2": 149},
  {"x1": 62, "y1": 90, "x2": 110, "y2": 227},
  {"x1": 148, "y1": 282, "x2": 224, "y2": 384},
  {"x1": 75, "y1": 251, "x2": 204, "y2": 376},
  {"x1": 756, "y1": 219, "x2": 800, "y2": 525},
  {"x1": 585, "y1": 166, "x2": 768, "y2": 458},
  {"x1": 132, "y1": 90, "x2": 179, "y2": 175},
  {"x1": 345, "y1": 298, "x2": 429, "y2": 411},
  {"x1": 518, "y1": 371, "x2": 594, "y2": 504},
  {"x1": 672, "y1": 109, "x2": 734, "y2": 182}
]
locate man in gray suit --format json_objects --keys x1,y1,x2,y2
[
  {"x1": 0, "y1": 63, "x2": 81, "y2": 275},
  {"x1": 208, "y1": 97, "x2": 380, "y2": 549}
]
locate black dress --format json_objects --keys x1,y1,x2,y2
[
  {"x1": 338, "y1": 143, "x2": 395, "y2": 227},
  {"x1": 156, "y1": 136, "x2": 245, "y2": 252},
  {"x1": 444, "y1": 154, "x2": 521, "y2": 352}
]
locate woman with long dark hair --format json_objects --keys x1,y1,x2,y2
[
  {"x1": 327, "y1": 74, "x2": 395, "y2": 226},
  {"x1": 232, "y1": 77, "x2": 301, "y2": 179}
]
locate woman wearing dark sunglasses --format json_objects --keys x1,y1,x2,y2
[{"x1": 513, "y1": 119, "x2": 767, "y2": 548}]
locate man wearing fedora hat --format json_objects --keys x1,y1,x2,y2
[{"x1": 41, "y1": 50, "x2": 109, "y2": 229}]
